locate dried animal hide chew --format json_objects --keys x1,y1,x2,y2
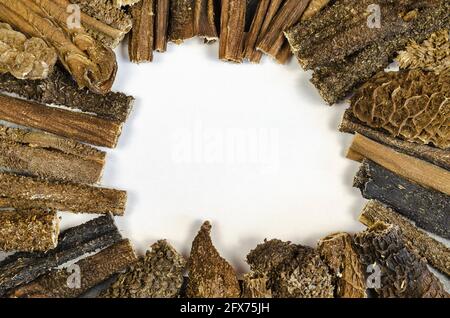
[
  {"x1": 186, "y1": 221, "x2": 240, "y2": 298},
  {"x1": 241, "y1": 273, "x2": 272, "y2": 298},
  {"x1": 0, "y1": 209, "x2": 59, "y2": 253},
  {"x1": 317, "y1": 233, "x2": 366, "y2": 298},
  {"x1": 360, "y1": 200, "x2": 450, "y2": 277},
  {"x1": 8, "y1": 239, "x2": 137, "y2": 298},
  {"x1": 256, "y1": 0, "x2": 310, "y2": 59},
  {"x1": 194, "y1": 0, "x2": 218, "y2": 42},
  {"x1": 0, "y1": 23, "x2": 57, "y2": 80},
  {"x1": 154, "y1": 0, "x2": 170, "y2": 52},
  {"x1": 351, "y1": 70, "x2": 449, "y2": 150},
  {"x1": 0, "y1": 172, "x2": 127, "y2": 215},
  {"x1": 0, "y1": 65, "x2": 133, "y2": 123},
  {"x1": 301, "y1": 0, "x2": 330, "y2": 21},
  {"x1": 353, "y1": 222, "x2": 448, "y2": 298},
  {"x1": 129, "y1": 0, "x2": 155, "y2": 63},
  {"x1": 219, "y1": 0, "x2": 247, "y2": 62},
  {"x1": 0, "y1": 214, "x2": 122, "y2": 296},
  {"x1": 397, "y1": 29, "x2": 450, "y2": 75},
  {"x1": 0, "y1": 94, "x2": 123, "y2": 148},
  {"x1": 0, "y1": 0, "x2": 117, "y2": 94},
  {"x1": 0, "y1": 125, "x2": 105, "y2": 184},
  {"x1": 339, "y1": 109, "x2": 450, "y2": 171},
  {"x1": 102, "y1": 240, "x2": 186, "y2": 298},
  {"x1": 354, "y1": 160, "x2": 450, "y2": 240},
  {"x1": 348, "y1": 133, "x2": 450, "y2": 196},
  {"x1": 169, "y1": 0, "x2": 195, "y2": 44}
]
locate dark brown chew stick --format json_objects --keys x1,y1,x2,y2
[
  {"x1": 129, "y1": 0, "x2": 155, "y2": 63},
  {"x1": 169, "y1": 0, "x2": 195, "y2": 43},
  {"x1": 219, "y1": 0, "x2": 247, "y2": 62},
  {"x1": 154, "y1": 0, "x2": 170, "y2": 52},
  {"x1": 194, "y1": 0, "x2": 218, "y2": 42}
]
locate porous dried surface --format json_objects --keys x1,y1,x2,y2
[{"x1": 241, "y1": 273, "x2": 272, "y2": 298}]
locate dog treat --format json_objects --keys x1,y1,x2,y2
[
  {"x1": 318, "y1": 233, "x2": 366, "y2": 298},
  {"x1": 186, "y1": 221, "x2": 240, "y2": 298},
  {"x1": 241, "y1": 273, "x2": 272, "y2": 298},
  {"x1": 102, "y1": 240, "x2": 186, "y2": 298},
  {"x1": 113, "y1": 0, "x2": 141, "y2": 7},
  {"x1": 301, "y1": 0, "x2": 330, "y2": 21},
  {"x1": 354, "y1": 160, "x2": 450, "y2": 240},
  {"x1": 354, "y1": 222, "x2": 448, "y2": 298},
  {"x1": 0, "y1": 209, "x2": 59, "y2": 253},
  {"x1": 0, "y1": 125, "x2": 105, "y2": 184},
  {"x1": 351, "y1": 70, "x2": 449, "y2": 150},
  {"x1": 8, "y1": 239, "x2": 137, "y2": 298},
  {"x1": 339, "y1": 109, "x2": 450, "y2": 171},
  {"x1": 397, "y1": 29, "x2": 449, "y2": 75},
  {"x1": 0, "y1": 94, "x2": 123, "y2": 148},
  {"x1": 0, "y1": 172, "x2": 127, "y2": 215},
  {"x1": 129, "y1": 0, "x2": 155, "y2": 63},
  {"x1": 0, "y1": 214, "x2": 122, "y2": 296},
  {"x1": 360, "y1": 200, "x2": 450, "y2": 277},
  {"x1": 0, "y1": 23, "x2": 57, "y2": 80},
  {"x1": 219, "y1": 0, "x2": 247, "y2": 62},
  {"x1": 169, "y1": 0, "x2": 195, "y2": 44},
  {"x1": 154, "y1": 0, "x2": 170, "y2": 52},
  {"x1": 194, "y1": 0, "x2": 218, "y2": 42}
]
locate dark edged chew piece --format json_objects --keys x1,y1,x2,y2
[
  {"x1": 0, "y1": 94, "x2": 123, "y2": 148},
  {"x1": 359, "y1": 200, "x2": 450, "y2": 277},
  {"x1": 0, "y1": 209, "x2": 59, "y2": 253},
  {"x1": 219, "y1": 0, "x2": 247, "y2": 63},
  {"x1": 186, "y1": 221, "x2": 240, "y2": 298},
  {"x1": 353, "y1": 222, "x2": 448, "y2": 298},
  {"x1": 317, "y1": 233, "x2": 366, "y2": 298},
  {"x1": 0, "y1": 125, "x2": 105, "y2": 184},
  {"x1": 129, "y1": 0, "x2": 155, "y2": 63},
  {"x1": 0, "y1": 172, "x2": 127, "y2": 216},
  {"x1": 154, "y1": 0, "x2": 170, "y2": 52},
  {"x1": 8, "y1": 239, "x2": 137, "y2": 298},
  {"x1": 169, "y1": 0, "x2": 195, "y2": 44},
  {"x1": 194, "y1": 0, "x2": 218, "y2": 42},
  {"x1": 0, "y1": 214, "x2": 122, "y2": 296}
]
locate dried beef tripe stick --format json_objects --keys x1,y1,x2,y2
[
  {"x1": 129, "y1": 0, "x2": 155, "y2": 63},
  {"x1": 360, "y1": 200, "x2": 450, "y2": 277},
  {"x1": 317, "y1": 233, "x2": 366, "y2": 298},
  {"x1": 0, "y1": 65, "x2": 134, "y2": 123},
  {"x1": 186, "y1": 221, "x2": 240, "y2": 298},
  {"x1": 102, "y1": 240, "x2": 186, "y2": 298},
  {"x1": 0, "y1": 214, "x2": 122, "y2": 296},
  {"x1": 0, "y1": 209, "x2": 59, "y2": 253},
  {"x1": 0, "y1": 172, "x2": 127, "y2": 215},
  {"x1": 169, "y1": 0, "x2": 195, "y2": 44},
  {"x1": 194, "y1": 0, "x2": 218, "y2": 42},
  {"x1": 155, "y1": 0, "x2": 170, "y2": 52},
  {"x1": 219, "y1": 0, "x2": 247, "y2": 62},
  {"x1": 354, "y1": 160, "x2": 450, "y2": 240},
  {"x1": 0, "y1": 94, "x2": 123, "y2": 148},
  {"x1": 8, "y1": 240, "x2": 137, "y2": 298},
  {"x1": 0, "y1": 125, "x2": 105, "y2": 184},
  {"x1": 0, "y1": 0, "x2": 117, "y2": 94},
  {"x1": 354, "y1": 222, "x2": 449, "y2": 298}
]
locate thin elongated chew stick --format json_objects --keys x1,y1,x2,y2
[
  {"x1": 257, "y1": 0, "x2": 310, "y2": 58},
  {"x1": 169, "y1": 0, "x2": 195, "y2": 43},
  {"x1": 243, "y1": 0, "x2": 271, "y2": 62},
  {"x1": 0, "y1": 172, "x2": 127, "y2": 215},
  {"x1": 0, "y1": 94, "x2": 122, "y2": 148},
  {"x1": 154, "y1": 0, "x2": 170, "y2": 52},
  {"x1": 194, "y1": 0, "x2": 218, "y2": 42},
  {"x1": 360, "y1": 200, "x2": 450, "y2": 276},
  {"x1": 0, "y1": 209, "x2": 59, "y2": 253},
  {"x1": 348, "y1": 133, "x2": 450, "y2": 196},
  {"x1": 219, "y1": 0, "x2": 247, "y2": 62},
  {"x1": 129, "y1": 0, "x2": 155, "y2": 63},
  {"x1": 274, "y1": 42, "x2": 292, "y2": 64},
  {"x1": 8, "y1": 240, "x2": 137, "y2": 298}
]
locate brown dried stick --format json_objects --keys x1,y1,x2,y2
[
  {"x1": 129, "y1": 0, "x2": 155, "y2": 63},
  {"x1": 154, "y1": 0, "x2": 170, "y2": 52},
  {"x1": 194, "y1": 0, "x2": 218, "y2": 42},
  {"x1": 219, "y1": 0, "x2": 247, "y2": 62},
  {"x1": 169, "y1": 0, "x2": 195, "y2": 44}
]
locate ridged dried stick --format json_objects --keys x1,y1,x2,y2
[
  {"x1": 219, "y1": 0, "x2": 247, "y2": 62},
  {"x1": 360, "y1": 200, "x2": 450, "y2": 276},
  {"x1": 129, "y1": 0, "x2": 155, "y2": 63},
  {"x1": 154, "y1": 0, "x2": 170, "y2": 52},
  {"x1": 0, "y1": 172, "x2": 127, "y2": 215},
  {"x1": 169, "y1": 0, "x2": 195, "y2": 44},
  {"x1": 194, "y1": 0, "x2": 218, "y2": 42}
]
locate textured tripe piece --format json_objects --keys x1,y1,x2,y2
[
  {"x1": 241, "y1": 273, "x2": 272, "y2": 298},
  {"x1": 129, "y1": 0, "x2": 155, "y2": 63},
  {"x1": 186, "y1": 221, "x2": 240, "y2": 298},
  {"x1": 101, "y1": 240, "x2": 186, "y2": 298},
  {"x1": 169, "y1": 0, "x2": 195, "y2": 44},
  {"x1": 354, "y1": 222, "x2": 448, "y2": 298},
  {"x1": 219, "y1": 0, "x2": 247, "y2": 62}
]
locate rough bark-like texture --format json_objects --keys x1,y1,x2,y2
[
  {"x1": 360, "y1": 200, "x2": 450, "y2": 277},
  {"x1": 351, "y1": 70, "x2": 449, "y2": 150},
  {"x1": 0, "y1": 65, "x2": 133, "y2": 123},
  {"x1": 354, "y1": 160, "x2": 450, "y2": 240},
  {"x1": 241, "y1": 273, "x2": 272, "y2": 298},
  {"x1": 113, "y1": 0, "x2": 141, "y2": 6},
  {"x1": 186, "y1": 221, "x2": 240, "y2": 298},
  {"x1": 169, "y1": 0, "x2": 195, "y2": 44},
  {"x1": 129, "y1": 0, "x2": 155, "y2": 63},
  {"x1": 8, "y1": 239, "x2": 137, "y2": 298},
  {"x1": 0, "y1": 214, "x2": 122, "y2": 296},
  {"x1": 154, "y1": 0, "x2": 170, "y2": 52},
  {"x1": 219, "y1": 0, "x2": 247, "y2": 62},
  {"x1": 101, "y1": 240, "x2": 186, "y2": 298},
  {"x1": 354, "y1": 222, "x2": 448, "y2": 298},
  {"x1": 194, "y1": 0, "x2": 218, "y2": 42},
  {"x1": 0, "y1": 209, "x2": 59, "y2": 253},
  {"x1": 0, "y1": 172, "x2": 127, "y2": 216},
  {"x1": 318, "y1": 233, "x2": 366, "y2": 298}
]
